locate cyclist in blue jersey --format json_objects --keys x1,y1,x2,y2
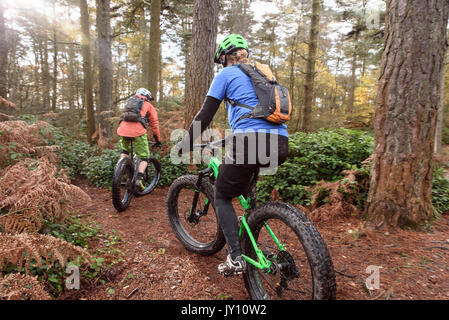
[{"x1": 177, "y1": 34, "x2": 289, "y2": 277}]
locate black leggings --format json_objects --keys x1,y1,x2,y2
[{"x1": 215, "y1": 133, "x2": 288, "y2": 260}]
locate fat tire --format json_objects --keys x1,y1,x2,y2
[
  {"x1": 166, "y1": 175, "x2": 226, "y2": 255},
  {"x1": 111, "y1": 157, "x2": 134, "y2": 212},
  {"x1": 242, "y1": 201, "x2": 336, "y2": 300},
  {"x1": 134, "y1": 156, "x2": 161, "y2": 197}
]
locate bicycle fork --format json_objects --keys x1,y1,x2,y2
[{"x1": 188, "y1": 168, "x2": 211, "y2": 224}]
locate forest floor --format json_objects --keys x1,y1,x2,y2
[{"x1": 58, "y1": 179, "x2": 449, "y2": 301}]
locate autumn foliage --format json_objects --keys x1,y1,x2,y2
[
  {"x1": 0, "y1": 158, "x2": 91, "y2": 234},
  {"x1": 0, "y1": 119, "x2": 92, "y2": 300},
  {"x1": 0, "y1": 273, "x2": 51, "y2": 300}
]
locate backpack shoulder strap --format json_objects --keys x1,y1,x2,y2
[{"x1": 224, "y1": 97, "x2": 255, "y2": 110}]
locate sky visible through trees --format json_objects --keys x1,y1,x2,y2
[{"x1": 3, "y1": 0, "x2": 386, "y2": 93}]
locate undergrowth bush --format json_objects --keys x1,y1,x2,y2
[
  {"x1": 156, "y1": 153, "x2": 188, "y2": 187},
  {"x1": 46, "y1": 122, "x2": 449, "y2": 217},
  {"x1": 257, "y1": 129, "x2": 374, "y2": 205},
  {"x1": 81, "y1": 145, "x2": 121, "y2": 188},
  {"x1": 442, "y1": 126, "x2": 449, "y2": 145},
  {"x1": 74, "y1": 144, "x2": 189, "y2": 189},
  {"x1": 256, "y1": 128, "x2": 449, "y2": 219},
  {"x1": 432, "y1": 167, "x2": 449, "y2": 216},
  {"x1": 60, "y1": 140, "x2": 95, "y2": 178}
]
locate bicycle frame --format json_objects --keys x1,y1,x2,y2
[
  {"x1": 192, "y1": 153, "x2": 286, "y2": 273},
  {"x1": 123, "y1": 138, "x2": 158, "y2": 193}
]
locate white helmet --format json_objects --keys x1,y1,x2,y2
[{"x1": 136, "y1": 88, "x2": 154, "y2": 101}]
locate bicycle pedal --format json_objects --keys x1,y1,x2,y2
[
  {"x1": 219, "y1": 267, "x2": 244, "y2": 277},
  {"x1": 219, "y1": 270, "x2": 239, "y2": 278}
]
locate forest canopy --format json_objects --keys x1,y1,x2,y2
[{"x1": 0, "y1": 0, "x2": 392, "y2": 133}]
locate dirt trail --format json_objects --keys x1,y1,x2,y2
[
  {"x1": 71, "y1": 183, "x2": 247, "y2": 300},
  {"x1": 69, "y1": 181, "x2": 449, "y2": 300}
]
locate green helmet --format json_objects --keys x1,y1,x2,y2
[{"x1": 214, "y1": 34, "x2": 249, "y2": 65}]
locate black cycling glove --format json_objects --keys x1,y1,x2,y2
[{"x1": 153, "y1": 134, "x2": 162, "y2": 147}]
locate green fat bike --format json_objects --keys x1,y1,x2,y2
[{"x1": 166, "y1": 139, "x2": 336, "y2": 300}]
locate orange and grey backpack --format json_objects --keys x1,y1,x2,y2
[{"x1": 225, "y1": 62, "x2": 292, "y2": 124}]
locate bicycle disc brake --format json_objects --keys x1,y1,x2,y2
[
  {"x1": 277, "y1": 250, "x2": 300, "y2": 281},
  {"x1": 274, "y1": 250, "x2": 300, "y2": 297}
]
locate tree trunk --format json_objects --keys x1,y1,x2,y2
[
  {"x1": 182, "y1": 18, "x2": 192, "y2": 104},
  {"x1": 96, "y1": 0, "x2": 113, "y2": 137},
  {"x1": 0, "y1": 3, "x2": 8, "y2": 98},
  {"x1": 347, "y1": 35, "x2": 359, "y2": 117},
  {"x1": 242, "y1": 0, "x2": 249, "y2": 38},
  {"x1": 51, "y1": 0, "x2": 58, "y2": 113},
  {"x1": 229, "y1": 0, "x2": 249, "y2": 38},
  {"x1": 148, "y1": 0, "x2": 161, "y2": 104},
  {"x1": 183, "y1": 0, "x2": 218, "y2": 130},
  {"x1": 32, "y1": 39, "x2": 41, "y2": 108},
  {"x1": 40, "y1": 36, "x2": 50, "y2": 111},
  {"x1": 366, "y1": 0, "x2": 449, "y2": 229},
  {"x1": 289, "y1": 21, "x2": 301, "y2": 131},
  {"x1": 139, "y1": 8, "x2": 149, "y2": 87},
  {"x1": 300, "y1": 0, "x2": 321, "y2": 133},
  {"x1": 435, "y1": 61, "x2": 446, "y2": 154},
  {"x1": 158, "y1": 47, "x2": 163, "y2": 106},
  {"x1": 80, "y1": 0, "x2": 96, "y2": 145}
]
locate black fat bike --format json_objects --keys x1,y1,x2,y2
[{"x1": 112, "y1": 138, "x2": 161, "y2": 212}]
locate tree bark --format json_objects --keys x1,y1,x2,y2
[
  {"x1": 0, "y1": 3, "x2": 8, "y2": 98},
  {"x1": 139, "y1": 8, "x2": 149, "y2": 87},
  {"x1": 181, "y1": 18, "x2": 192, "y2": 104},
  {"x1": 40, "y1": 35, "x2": 50, "y2": 111},
  {"x1": 366, "y1": 0, "x2": 449, "y2": 229},
  {"x1": 300, "y1": 0, "x2": 321, "y2": 133},
  {"x1": 32, "y1": 38, "x2": 41, "y2": 108},
  {"x1": 80, "y1": 0, "x2": 96, "y2": 145},
  {"x1": 289, "y1": 20, "x2": 301, "y2": 131},
  {"x1": 435, "y1": 61, "x2": 446, "y2": 154},
  {"x1": 183, "y1": 0, "x2": 218, "y2": 130},
  {"x1": 51, "y1": 0, "x2": 58, "y2": 112},
  {"x1": 148, "y1": 0, "x2": 161, "y2": 104},
  {"x1": 96, "y1": 0, "x2": 113, "y2": 137},
  {"x1": 347, "y1": 34, "x2": 359, "y2": 118},
  {"x1": 228, "y1": 0, "x2": 249, "y2": 38},
  {"x1": 242, "y1": 0, "x2": 249, "y2": 38},
  {"x1": 158, "y1": 47, "x2": 163, "y2": 106}
]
